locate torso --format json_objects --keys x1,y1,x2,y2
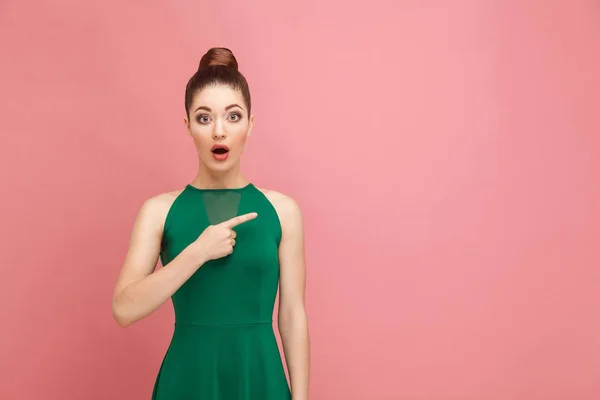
[{"x1": 150, "y1": 182, "x2": 292, "y2": 398}]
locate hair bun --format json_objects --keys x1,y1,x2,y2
[{"x1": 198, "y1": 47, "x2": 239, "y2": 71}]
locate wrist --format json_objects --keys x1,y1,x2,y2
[{"x1": 187, "y1": 240, "x2": 208, "y2": 266}]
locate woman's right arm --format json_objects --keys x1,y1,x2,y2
[{"x1": 111, "y1": 194, "x2": 206, "y2": 327}]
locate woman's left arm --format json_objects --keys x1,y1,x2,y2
[{"x1": 277, "y1": 196, "x2": 310, "y2": 400}]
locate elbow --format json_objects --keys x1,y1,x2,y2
[
  {"x1": 112, "y1": 296, "x2": 135, "y2": 328},
  {"x1": 114, "y1": 313, "x2": 134, "y2": 328},
  {"x1": 113, "y1": 308, "x2": 135, "y2": 328}
]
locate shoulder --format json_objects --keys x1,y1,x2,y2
[
  {"x1": 256, "y1": 186, "x2": 303, "y2": 233},
  {"x1": 137, "y1": 189, "x2": 184, "y2": 232}
]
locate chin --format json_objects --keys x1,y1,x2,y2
[{"x1": 207, "y1": 158, "x2": 236, "y2": 171}]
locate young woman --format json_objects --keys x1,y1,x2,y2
[{"x1": 112, "y1": 47, "x2": 310, "y2": 399}]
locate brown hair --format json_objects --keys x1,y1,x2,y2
[{"x1": 184, "y1": 47, "x2": 252, "y2": 117}]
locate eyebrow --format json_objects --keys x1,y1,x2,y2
[{"x1": 194, "y1": 103, "x2": 244, "y2": 113}]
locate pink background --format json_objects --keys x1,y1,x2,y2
[{"x1": 1, "y1": 0, "x2": 599, "y2": 399}]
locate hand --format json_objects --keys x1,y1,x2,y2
[{"x1": 194, "y1": 212, "x2": 258, "y2": 262}]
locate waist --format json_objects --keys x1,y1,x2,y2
[{"x1": 174, "y1": 320, "x2": 273, "y2": 328}]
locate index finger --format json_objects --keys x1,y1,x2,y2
[{"x1": 221, "y1": 212, "x2": 258, "y2": 228}]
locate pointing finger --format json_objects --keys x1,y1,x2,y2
[{"x1": 222, "y1": 212, "x2": 258, "y2": 228}]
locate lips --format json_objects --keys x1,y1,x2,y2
[
  {"x1": 211, "y1": 144, "x2": 229, "y2": 153},
  {"x1": 211, "y1": 144, "x2": 229, "y2": 161}
]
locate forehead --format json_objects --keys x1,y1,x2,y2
[{"x1": 191, "y1": 84, "x2": 245, "y2": 110}]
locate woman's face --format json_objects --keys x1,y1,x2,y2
[{"x1": 184, "y1": 84, "x2": 253, "y2": 172}]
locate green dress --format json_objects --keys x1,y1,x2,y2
[{"x1": 151, "y1": 183, "x2": 291, "y2": 399}]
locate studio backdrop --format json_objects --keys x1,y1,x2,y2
[{"x1": 1, "y1": 1, "x2": 599, "y2": 399}]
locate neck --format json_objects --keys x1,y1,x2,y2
[{"x1": 192, "y1": 164, "x2": 248, "y2": 189}]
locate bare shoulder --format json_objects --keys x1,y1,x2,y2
[
  {"x1": 256, "y1": 186, "x2": 303, "y2": 230},
  {"x1": 138, "y1": 188, "x2": 184, "y2": 233}
]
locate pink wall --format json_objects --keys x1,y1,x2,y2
[{"x1": 1, "y1": 0, "x2": 599, "y2": 398}]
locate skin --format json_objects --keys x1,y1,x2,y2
[{"x1": 111, "y1": 84, "x2": 310, "y2": 399}]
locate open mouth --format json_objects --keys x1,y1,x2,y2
[{"x1": 211, "y1": 144, "x2": 230, "y2": 160}]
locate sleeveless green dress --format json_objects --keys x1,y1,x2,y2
[{"x1": 151, "y1": 183, "x2": 292, "y2": 399}]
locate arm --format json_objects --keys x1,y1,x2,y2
[
  {"x1": 111, "y1": 195, "x2": 207, "y2": 327},
  {"x1": 277, "y1": 197, "x2": 310, "y2": 399}
]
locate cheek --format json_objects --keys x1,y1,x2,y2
[
  {"x1": 231, "y1": 128, "x2": 249, "y2": 147},
  {"x1": 191, "y1": 131, "x2": 212, "y2": 149},
  {"x1": 233, "y1": 136, "x2": 248, "y2": 151}
]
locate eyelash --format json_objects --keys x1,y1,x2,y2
[{"x1": 197, "y1": 113, "x2": 242, "y2": 124}]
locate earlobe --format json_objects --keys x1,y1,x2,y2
[
  {"x1": 248, "y1": 115, "x2": 254, "y2": 137},
  {"x1": 183, "y1": 116, "x2": 191, "y2": 135}
]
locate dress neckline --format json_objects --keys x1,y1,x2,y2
[{"x1": 185, "y1": 183, "x2": 254, "y2": 192}]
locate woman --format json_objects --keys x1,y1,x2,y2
[{"x1": 112, "y1": 47, "x2": 310, "y2": 399}]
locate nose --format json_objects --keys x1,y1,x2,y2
[{"x1": 213, "y1": 119, "x2": 227, "y2": 139}]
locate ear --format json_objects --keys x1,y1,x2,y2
[
  {"x1": 183, "y1": 115, "x2": 191, "y2": 135},
  {"x1": 247, "y1": 114, "x2": 254, "y2": 137}
]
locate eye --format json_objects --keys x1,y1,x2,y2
[
  {"x1": 228, "y1": 113, "x2": 241, "y2": 122},
  {"x1": 197, "y1": 115, "x2": 211, "y2": 124}
]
